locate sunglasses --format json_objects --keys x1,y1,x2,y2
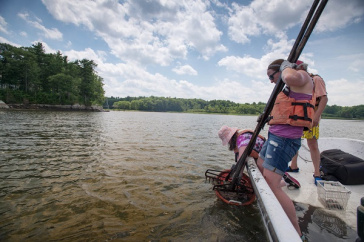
[{"x1": 269, "y1": 70, "x2": 279, "y2": 81}]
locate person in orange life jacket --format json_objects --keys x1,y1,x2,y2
[
  {"x1": 286, "y1": 61, "x2": 328, "y2": 186},
  {"x1": 255, "y1": 59, "x2": 315, "y2": 239}
]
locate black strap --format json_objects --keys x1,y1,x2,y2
[
  {"x1": 289, "y1": 115, "x2": 312, "y2": 122},
  {"x1": 290, "y1": 102, "x2": 315, "y2": 121},
  {"x1": 291, "y1": 102, "x2": 315, "y2": 109}
]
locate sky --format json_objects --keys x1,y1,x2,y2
[{"x1": 0, "y1": 0, "x2": 364, "y2": 107}]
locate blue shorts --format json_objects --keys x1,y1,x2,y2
[{"x1": 259, "y1": 132, "x2": 301, "y2": 176}]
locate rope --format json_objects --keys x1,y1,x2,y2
[{"x1": 298, "y1": 142, "x2": 312, "y2": 163}]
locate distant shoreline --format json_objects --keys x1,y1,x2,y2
[
  {"x1": 1, "y1": 102, "x2": 362, "y2": 119},
  {"x1": 0, "y1": 101, "x2": 104, "y2": 112}
]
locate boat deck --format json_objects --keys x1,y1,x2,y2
[
  {"x1": 247, "y1": 137, "x2": 364, "y2": 241},
  {"x1": 284, "y1": 137, "x2": 364, "y2": 230}
]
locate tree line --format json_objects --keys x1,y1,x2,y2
[
  {"x1": 0, "y1": 42, "x2": 104, "y2": 106},
  {"x1": 106, "y1": 96, "x2": 265, "y2": 115},
  {"x1": 106, "y1": 96, "x2": 364, "y2": 119}
]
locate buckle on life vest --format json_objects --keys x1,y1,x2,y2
[{"x1": 282, "y1": 87, "x2": 290, "y2": 96}]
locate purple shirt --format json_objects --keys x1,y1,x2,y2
[{"x1": 269, "y1": 90, "x2": 312, "y2": 139}]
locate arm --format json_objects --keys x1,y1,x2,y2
[
  {"x1": 281, "y1": 69, "x2": 309, "y2": 87},
  {"x1": 237, "y1": 146, "x2": 247, "y2": 160},
  {"x1": 313, "y1": 95, "x2": 328, "y2": 127},
  {"x1": 282, "y1": 69, "x2": 313, "y2": 94},
  {"x1": 312, "y1": 75, "x2": 328, "y2": 126},
  {"x1": 280, "y1": 60, "x2": 312, "y2": 92}
]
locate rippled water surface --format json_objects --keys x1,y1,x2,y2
[{"x1": 1, "y1": 110, "x2": 363, "y2": 241}]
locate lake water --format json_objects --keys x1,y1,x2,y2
[{"x1": 1, "y1": 110, "x2": 363, "y2": 241}]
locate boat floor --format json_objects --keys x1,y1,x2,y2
[{"x1": 283, "y1": 137, "x2": 364, "y2": 231}]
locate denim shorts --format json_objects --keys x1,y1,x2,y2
[{"x1": 259, "y1": 132, "x2": 301, "y2": 176}]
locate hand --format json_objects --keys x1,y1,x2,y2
[
  {"x1": 280, "y1": 60, "x2": 297, "y2": 72},
  {"x1": 313, "y1": 114, "x2": 320, "y2": 127},
  {"x1": 257, "y1": 113, "x2": 263, "y2": 122}
]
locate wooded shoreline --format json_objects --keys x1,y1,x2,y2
[
  {"x1": 0, "y1": 101, "x2": 104, "y2": 112},
  {"x1": 1, "y1": 100, "x2": 363, "y2": 120},
  {"x1": 2, "y1": 104, "x2": 363, "y2": 120}
]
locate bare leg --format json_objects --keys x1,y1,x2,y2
[
  {"x1": 290, "y1": 153, "x2": 299, "y2": 170},
  {"x1": 307, "y1": 138, "x2": 321, "y2": 177},
  {"x1": 256, "y1": 156, "x2": 264, "y2": 174},
  {"x1": 263, "y1": 169, "x2": 302, "y2": 236}
]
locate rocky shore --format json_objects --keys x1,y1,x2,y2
[{"x1": 0, "y1": 100, "x2": 105, "y2": 112}]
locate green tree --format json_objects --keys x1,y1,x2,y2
[
  {"x1": 114, "y1": 100, "x2": 131, "y2": 110},
  {"x1": 76, "y1": 59, "x2": 104, "y2": 105},
  {"x1": 339, "y1": 107, "x2": 353, "y2": 119},
  {"x1": 0, "y1": 42, "x2": 105, "y2": 106},
  {"x1": 131, "y1": 100, "x2": 142, "y2": 110},
  {"x1": 352, "y1": 105, "x2": 364, "y2": 119},
  {"x1": 28, "y1": 42, "x2": 49, "y2": 92},
  {"x1": 48, "y1": 73, "x2": 79, "y2": 104}
]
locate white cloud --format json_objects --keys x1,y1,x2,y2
[
  {"x1": 32, "y1": 40, "x2": 56, "y2": 53},
  {"x1": 65, "y1": 40, "x2": 72, "y2": 48},
  {"x1": 315, "y1": 0, "x2": 364, "y2": 32},
  {"x1": 218, "y1": 55, "x2": 264, "y2": 78},
  {"x1": 33, "y1": 22, "x2": 63, "y2": 40},
  {"x1": 97, "y1": 56, "x2": 276, "y2": 104},
  {"x1": 18, "y1": 11, "x2": 63, "y2": 40},
  {"x1": 336, "y1": 53, "x2": 364, "y2": 73},
  {"x1": 218, "y1": 35, "x2": 301, "y2": 79},
  {"x1": 41, "y1": 0, "x2": 226, "y2": 66},
  {"x1": 100, "y1": 63, "x2": 198, "y2": 99},
  {"x1": 173, "y1": 65, "x2": 198, "y2": 76},
  {"x1": 227, "y1": 1, "x2": 310, "y2": 44},
  {"x1": 0, "y1": 36, "x2": 21, "y2": 47},
  {"x1": 348, "y1": 59, "x2": 364, "y2": 73},
  {"x1": 0, "y1": 16, "x2": 9, "y2": 34},
  {"x1": 326, "y1": 79, "x2": 364, "y2": 106},
  {"x1": 227, "y1": 0, "x2": 364, "y2": 45},
  {"x1": 198, "y1": 78, "x2": 274, "y2": 103},
  {"x1": 63, "y1": 48, "x2": 106, "y2": 64}
]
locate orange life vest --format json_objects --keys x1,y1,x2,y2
[
  {"x1": 235, "y1": 129, "x2": 266, "y2": 159},
  {"x1": 268, "y1": 87, "x2": 316, "y2": 129}
]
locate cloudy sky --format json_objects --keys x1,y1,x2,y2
[{"x1": 1, "y1": 0, "x2": 364, "y2": 106}]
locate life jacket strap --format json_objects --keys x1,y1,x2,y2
[{"x1": 289, "y1": 115, "x2": 312, "y2": 122}]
